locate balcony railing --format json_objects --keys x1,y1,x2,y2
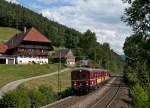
[
  {"x1": 17, "y1": 50, "x2": 49, "y2": 56},
  {"x1": 18, "y1": 45, "x2": 50, "y2": 49}
]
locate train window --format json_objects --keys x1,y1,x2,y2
[
  {"x1": 82, "y1": 73, "x2": 87, "y2": 79},
  {"x1": 90, "y1": 73, "x2": 92, "y2": 78},
  {"x1": 92, "y1": 73, "x2": 94, "y2": 78}
]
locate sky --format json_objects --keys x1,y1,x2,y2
[{"x1": 6, "y1": 0, "x2": 131, "y2": 54}]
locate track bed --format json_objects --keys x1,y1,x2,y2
[{"x1": 42, "y1": 77, "x2": 132, "y2": 108}]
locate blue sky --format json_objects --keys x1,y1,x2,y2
[
  {"x1": 9, "y1": 0, "x2": 75, "y2": 11},
  {"x1": 6, "y1": 0, "x2": 131, "y2": 54}
]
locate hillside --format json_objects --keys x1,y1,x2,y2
[
  {"x1": 0, "y1": 27, "x2": 19, "y2": 44},
  {"x1": 0, "y1": 0, "x2": 124, "y2": 73}
]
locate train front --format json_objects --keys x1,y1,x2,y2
[{"x1": 71, "y1": 69, "x2": 89, "y2": 95}]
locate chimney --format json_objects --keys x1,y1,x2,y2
[{"x1": 24, "y1": 27, "x2": 27, "y2": 33}]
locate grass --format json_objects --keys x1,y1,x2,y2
[
  {"x1": 0, "y1": 64, "x2": 63, "y2": 87},
  {"x1": 0, "y1": 27, "x2": 20, "y2": 44},
  {"x1": 23, "y1": 69, "x2": 71, "y2": 92}
]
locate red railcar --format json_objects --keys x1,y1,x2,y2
[{"x1": 71, "y1": 68, "x2": 110, "y2": 94}]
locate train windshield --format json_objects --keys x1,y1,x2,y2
[{"x1": 71, "y1": 70, "x2": 88, "y2": 81}]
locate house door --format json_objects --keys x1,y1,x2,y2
[{"x1": 8, "y1": 59, "x2": 14, "y2": 64}]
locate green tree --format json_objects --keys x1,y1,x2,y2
[
  {"x1": 122, "y1": 0, "x2": 150, "y2": 85},
  {"x1": 122, "y1": 0, "x2": 150, "y2": 107},
  {"x1": 122, "y1": 0, "x2": 150, "y2": 35},
  {"x1": 64, "y1": 29, "x2": 79, "y2": 48},
  {"x1": 79, "y1": 30, "x2": 96, "y2": 50}
]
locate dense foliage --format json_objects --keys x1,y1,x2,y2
[
  {"x1": 0, "y1": 0, "x2": 123, "y2": 72},
  {"x1": 0, "y1": 85, "x2": 57, "y2": 108},
  {"x1": 122, "y1": 0, "x2": 150, "y2": 107},
  {"x1": 122, "y1": 0, "x2": 150, "y2": 35},
  {"x1": 0, "y1": 85, "x2": 76, "y2": 108}
]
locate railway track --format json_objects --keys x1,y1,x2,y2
[
  {"x1": 43, "y1": 77, "x2": 123, "y2": 108},
  {"x1": 89, "y1": 77, "x2": 121, "y2": 108},
  {"x1": 42, "y1": 96, "x2": 85, "y2": 108}
]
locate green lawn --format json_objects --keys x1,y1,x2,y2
[
  {"x1": 0, "y1": 64, "x2": 62, "y2": 87},
  {"x1": 23, "y1": 69, "x2": 71, "y2": 92},
  {"x1": 0, "y1": 27, "x2": 20, "y2": 44}
]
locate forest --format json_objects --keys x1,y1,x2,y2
[
  {"x1": 0, "y1": 0, "x2": 123, "y2": 72},
  {"x1": 122, "y1": 0, "x2": 150, "y2": 108}
]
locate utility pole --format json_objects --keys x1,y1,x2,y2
[
  {"x1": 109, "y1": 49, "x2": 111, "y2": 70},
  {"x1": 94, "y1": 49, "x2": 96, "y2": 69},
  {"x1": 58, "y1": 48, "x2": 61, "y2": 93}
]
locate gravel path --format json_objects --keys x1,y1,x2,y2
[{"x1": 0, "y1": 68, "x2": 70, "y2": 96}]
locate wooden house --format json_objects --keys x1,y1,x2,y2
[
  {"x1": 53, "y1": 49, "x2": 75, "y2": 65},
  {"x1": 0, "y1": 27, "x2": 53, "y2": 64}
]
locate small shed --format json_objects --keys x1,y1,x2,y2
[
  {"x1": 0, "y1": 55, "x2": 15, "y2": 64},
  {"x1": 0, "y1": 45, "x2": 15, "y2": 64}
]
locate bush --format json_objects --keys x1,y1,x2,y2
[
  {"x1": 39, "y1": 85, "x2": 57, "y2": 104},
  {"x1": 125, "y1": 66, "x2": 138, "y2": 87},
  {"x1": 133, "y1": 84, "x2": 149, "y2": 108},
  {"x1": 0, "y1": 92, "x2": 17, "y2": 108},
  {"x1": 28, "y1": 88, "x2": 46, "y2": 108},
  {"x1": 0, "y1": 85, "x2": 58, "y2": 108},
  {"x1": 0, "y1": 86, "x2": 31, "y2": 108},
  {"x1": 60, "y1": 88, "x2": 75, "y2": 98},
  {"x1": 15, "y1": 86, "x2": 31, "y2": 108}
]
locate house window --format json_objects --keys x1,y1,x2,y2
[{"x1": 19, "y1": 60, "x2": 22, "y2": 64}]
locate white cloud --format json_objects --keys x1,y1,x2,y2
[
  {"x1": 40, "y1": 0, "x2": 131, "y2": 54},
  {"x1": 37, "y1": 0, "x2": 60, "y2": 3},
  {"x1": 37, "y1": 0, "x2": 72, "y2": 5},
  {"x1": 5, "y1": 0, "x2": 19, "y2": 4}
]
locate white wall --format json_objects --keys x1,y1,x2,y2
[{"x1": 17, "y1": 56, "x2": 48, "y2": 64}]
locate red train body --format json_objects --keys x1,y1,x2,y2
[{"x1": 71, "y1": 68, "x2": 110, "y2": 94}]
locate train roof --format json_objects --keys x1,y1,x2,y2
[{"x1": 72, "y1": 68, "x2": 108, "y2": 72}]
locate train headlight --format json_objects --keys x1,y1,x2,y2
[{"x1": 86, "y1": 81, "x2": 88, "y2": 85}]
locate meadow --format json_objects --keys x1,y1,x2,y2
[
  {"x1": 23, "y1": 69, "x2": 71, "y2": 92},
  {"x1": 0, "y1": 64, "x2": 61, "y2": 87},
  {"x1": 0, "y1": 27, "x2": 19, "y2": 44}
]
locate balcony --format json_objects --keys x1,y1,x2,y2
[{"x1": 17, "y1": 50, "x2": 49, "y2": 56}]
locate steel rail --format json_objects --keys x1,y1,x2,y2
[
  {"x1": 105, "y1": 83, "x2": 121, "y2": 108},
  {"x1": 90, "y1": 78, "x2": 121, "y2": 108}
]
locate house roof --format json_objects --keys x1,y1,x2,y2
[
  {"x1": 23, "y1": 27, "x2": 51, "y2": 43},
  {"x1": 54, "y1": 49, "x2": 71, "y2": 58},
  {"x1": 6, "y1": 27, "x2": 52, "y2": 49},
  {"x1": 0, "y1": 45, "x2": 8, "y2": 53}
]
